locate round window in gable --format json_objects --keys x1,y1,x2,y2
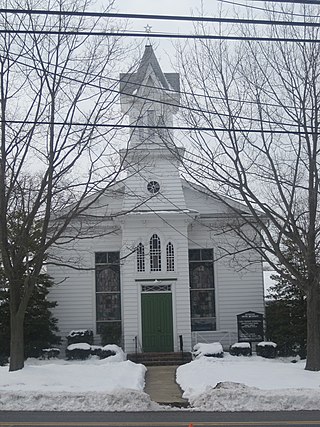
[{"x1": 147, "y1": 181, "x2": 160, "y2": 194}]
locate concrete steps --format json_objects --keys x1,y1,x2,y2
[{"x1": 127, "y1": 351, "x2": 192, "y2": 366}]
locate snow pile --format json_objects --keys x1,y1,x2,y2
[
  {"x1": 193, "y1": 342, "x2": 223, "y2": 358},
  {"x1": 0, "y1": 357, "x2": 150, "y2": 411},
  {"x1": 0, "y1": 390, "x2": 162, "y2": 412},
  {"x1": 0, "y1": 359, "x2": 145, "y2": 393},
  {"x1": 2, "y1": 352, "x2": 320, "y2": 412},
  {"x1": 188, "y1": 382, "x2": 320, "y2": 412},
  {"x1": 101, "y1": 344, "x2": 126, "y2": 362},
  {"x1": 177, "y1": 355, "x2": 320, "y2": 411}
]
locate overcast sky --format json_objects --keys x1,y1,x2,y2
[
  {"x1": 107, "y1": 0, "x2": 222, "y2": 69},
  {"x1": 114, "y1": 0, "x2": 219, "y2": 16}
]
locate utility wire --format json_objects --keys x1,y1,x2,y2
[
  {"x1": 3, "y1": 120, "x2": 319, "y2": 135},
  {"x1": 4, "y1": 47, "x2": 311, "y2": 113},
  {"x1": 1, "y1": 8, "x2": 320, "y2": 28},
  {"x1": 218, "y1": 0, "x2": 320, "y2": 18},
  {"x1": 1, "y1": 47, "x2": 315, "y2": 134},
  {"x1": 0, "y1": 29, "x2": 320, "y2": 43},
  {"x1": 2, "y1": 49, "x2": 306, "y2": 130},
  {"x1": 248, "y1": 0, "x2": 320, "y2": 4}
]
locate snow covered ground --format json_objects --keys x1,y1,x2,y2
[
  {"x1": 177, "y1": 355, "x2": 320, "y2": 411},
  {"x1": 0, "y1": 357, "x2": 161, "y2": 411},
  {"x1": 1, "y1": 352, "x2": 320, "y2": 411}
]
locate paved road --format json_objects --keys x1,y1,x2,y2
[{"x1": 1, "y1": 411, "x2": 320, "y2": 427}]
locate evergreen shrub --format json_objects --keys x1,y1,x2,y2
[
  {"x1": 0, "y1": 353, "x2": 8, "y2": 366},
  {"x1": 65, "y1": 343, "x2": 91, "y2": 360},
  {"x1": 256, "y1": 341, "x2": 277, "y2": 358},
  {"x1": 41, "y1": 348, "x2": 60, "y2": 359},
  {"x1": 229, "y1": 342, "x2": 252, "y2": 356},
  {"x1": 67, "y1": 329, "x2": 93, "y2": 345},
  {"x1": 0, "y1": 273, "x2": 61, "y2": 359}
]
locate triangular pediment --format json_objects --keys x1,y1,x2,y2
[{"x1": 182, "y1": 180, "x2": 257, "y2": 217}]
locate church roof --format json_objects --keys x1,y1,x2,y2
[{"x1": 119, "y1": 45, "x2": 180, "y2": 95}]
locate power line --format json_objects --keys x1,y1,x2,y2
[
  {"x1": 3, "y1": 120, "x2": 319, "y2": 135},
  {"x1": 4, "y1": 47, "x2": 310, "y2": 115},
  {"x1": 3, "y1": 50, "x2": 305, "y2": 130},
  {"x1": 1, "y1": 8, "x2": 320, "y2": 28},
  {"x1": 1, "y1": 28, "x2": 320, "y2": 43},
  {"x1": 218, "y1": 0, "x2": 320, "y2": 18},
  {"x1": 248, "y1": 0, "x2": 320, "y2": 4}
]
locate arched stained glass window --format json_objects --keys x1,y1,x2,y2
[
  {"x1": 150, "y1": 234, "x2": 161, "y2": 271},
  {"x1": 137, "y1": 243, "x2": 145, "y2": 272},
  {"x1": 166, "y1": 242, "x2": 174, "y2": 271}
]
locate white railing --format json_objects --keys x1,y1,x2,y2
[{"x1": 191, "y1": 330, "x2": 238, "y2": 350}]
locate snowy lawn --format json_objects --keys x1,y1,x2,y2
[
  {"x1": 2, "y1": 352, "x2": 320, "y2": 411},
  {"x1": 0, "y1": 357, "x2": 161, "y2": 411},
  {"x1": 177, "y1": 354, "x2": 320, "y2": 411}
]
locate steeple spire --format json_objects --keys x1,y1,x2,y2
[{"x1": 119, "y1": 45, "x2": 180, "y2": 148}]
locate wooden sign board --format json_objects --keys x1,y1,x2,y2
[{"x1": 237, "y1": 311, "x2": 264, "y2": 343}]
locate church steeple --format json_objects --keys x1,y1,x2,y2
[
  {"x1": 120, "y1": 45, "x2": 180, "y2": 148},
  {"x1": 120, "y1": 46, "x2": 186, "y2": 213}
]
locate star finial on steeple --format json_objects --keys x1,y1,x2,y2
[
  {"x1": 144, "y1": 24, "x2": 152, "y2": 33},
  {"x1": 144, "y1": 24, "x2": 152, "y2": 44}
]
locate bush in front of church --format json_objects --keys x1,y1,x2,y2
[
  {"x1": 193, "y1": 342, "x2": 224, "y2": 359},
  {"x1": 65, "y1": 343, "x2": 91, "y2": 360},
  {"x1": 66, "y1": 329, "x2": 93, "y2": 345},
  {"x1": 256, "y1": 341, "x2": 277, "y2": 358},
  {"x1": 229, "y1": 342, "x2": 252, "y2": 356}
]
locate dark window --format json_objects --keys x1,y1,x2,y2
[
  {"x1": 189, "y1": 249, "x2": 201, "y2": 261},
  {"x1": 189, "y1": 249, "x2": 215, "y2": 331},
  {"x1": 150, "y1": 234, "x2": 161, "y2": 271},
  {"x1": 95, "y1": 252, "x2": 121, "y2": 344},
  {"x1": 96, "y1": 265, "x2": 120, "y2": 292}
]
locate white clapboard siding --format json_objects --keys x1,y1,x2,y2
[
  {"x1": 122, "y1": 152, "x2": 187, "y2": 213},
  {"x1": 187, "y1": 213, "x2": 264, "y2": 335},
  {"x1": 48, "y1": 227, "x2": 122, "y2": 345}
]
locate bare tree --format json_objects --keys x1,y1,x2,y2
[
  {"x1": 178, "y1": 6, "x2": 320, "y2": 370},
  {"x1": 0, "y1": 0, "x2": 128, "y2": 371}
]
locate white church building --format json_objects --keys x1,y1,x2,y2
[{"x1": 48, "y1": 46, "x2": 265, "y2": 354}]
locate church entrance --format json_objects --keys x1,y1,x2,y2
[{"x1": 141, "y1": 292, "x2": 173, "y2": 352}]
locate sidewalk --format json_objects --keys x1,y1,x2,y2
[{"x1": 144, "y1": 365, "x2": 188, "y2": 407}]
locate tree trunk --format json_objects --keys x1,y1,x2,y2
[
  {"x1": 305, "y1": 284, "x2": 320, "y2": 371},
  {"x1": 9, "y1": 311, "x2": 25, "y2": 371}
]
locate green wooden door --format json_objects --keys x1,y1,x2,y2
[{"x1": 141, "y1": 293, "x2": 173, "y2": 352}]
